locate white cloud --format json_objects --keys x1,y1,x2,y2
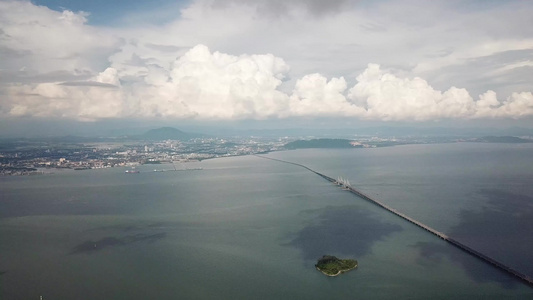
[
  {"x1": 134, "y1": 44, "x2": 292, "y2": 120},
  {"x1": 3, "y1": 45, "x2": 293, "y2": 121},
  {"x1": 5, "y1": 53, "x2": 533, "y2": 122},
  {"x1": 289, "y1": 74, "x2": 364, "y2": 117},
  {"x1": 493, "y1": 92, "x2": 533, "y2": 119},
  {"x1": 348, "y1": 64, "x2": 533, "y2": 121},
  {"x1": 474, "y1": 90, "x2": 533, "y2": 119},
  {"x1": 5, "y1": 67, "x2": 125, "y2": 121},
  {"x1": 0, "y1": 0, "x2": 119, "y2": 76},
  {"x1": 348, "y1": 64, "x2": 470, "y2": 121},
  {"x1": 1, "y1": 0, "x2": 532, "y2": 124}
]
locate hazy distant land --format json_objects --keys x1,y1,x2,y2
[
  {"x1": 475, "y1": 136, "x2": 533, "y2": 143},
  {"x1": 1, "y1": 126, "x2": 532, "y2": 176}
]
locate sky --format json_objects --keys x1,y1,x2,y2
[{"x1": 1, "y1": 0, "x2": 533, "y2": 136}]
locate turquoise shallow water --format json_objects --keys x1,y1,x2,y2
[{"x1": 1, "y1": 143, "x2": 532, "y2": 299}]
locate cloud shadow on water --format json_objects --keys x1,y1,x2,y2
[
  {"x1": 70, "y1": 232, "x2": 166, "y2": 254},
  {"x1": 415, "y1": 241, "x2": 519, "y2": 288},
  {"x1": 415, "y1": 189, "x2": 533, "y2": 288},
  {"x1": 287, "y1": 205, "x2": 402, "y2": 260}
]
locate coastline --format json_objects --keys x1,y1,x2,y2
[{"x1": 316, "y1": 264, "x2": 358, "y2": 277}]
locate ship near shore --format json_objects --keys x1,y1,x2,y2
[{"x1": 124, "y1": 167, "x2": 140, "y2": 173}]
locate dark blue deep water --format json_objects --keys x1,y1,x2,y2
[{"x1": 1, "y1": 143, "x2": 532, "y2": 299}]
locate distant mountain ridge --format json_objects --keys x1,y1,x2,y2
[
  {"x1": 0, "y1": 127, "x2": 206, "y2": 142},
  {"x1": 141, "y1": 127, "x2": 191, "y2": 140},
  {"x1": 476, "y1": 136, "x2": 533, "y2": 143}
]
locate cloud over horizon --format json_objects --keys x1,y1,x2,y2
[{"x1": 1, "y1": 0, "x2": 532, "y2": 123}]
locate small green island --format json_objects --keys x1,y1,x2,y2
[{"x1": 315, "y1": 255, "x2": 358, "y2": 277}]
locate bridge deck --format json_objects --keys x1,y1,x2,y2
[{"x1": 255, "y1": 155, "x2": 533, "y2": 287}]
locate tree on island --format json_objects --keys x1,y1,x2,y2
[{"x1": 315, "y1": 255, "x2": 358, "y2": 277}]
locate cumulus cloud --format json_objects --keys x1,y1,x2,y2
[
  {"x1": 5, "y1": 67, "x2": 125, "y2": 121},
  {"x1": 348, "y1": 64, "x2": 533, "y2": 121},
  {"x1": 289, "y1": 74, "x2": 364, "y2": 117},
  {"x1": 348, "y1": 64, "x2": 474, "y2": 121},
  {"x1": 492, "y1": 92, "x2": 533, "y2": 119},
  {"x1": 133, "y1": 44, "x2": 291, "y2": 119},
  {"x1": 113, "y1": 0, "x2": 533, "y2": 107},
  {"x1": 1, "y1": 1, "x2": 532, "y2": 123},
  {"x1": 4, "y1": 50, "x2": 533, "y2": 122},
  {"x1": 0, "y1": 0, "x2": 119, "y2": 82},
  {"x1": 59, "y1": 82, "x2": 118, "y2": 88},
  {"x1": 3, "y1": 45, "x2": 292, "y2": 121}
]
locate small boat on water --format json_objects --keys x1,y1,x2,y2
[
  {"x1": 125, "y1": 167, "x2": 140, "y2": 174},
  {"x1": 185, "y1": 167, "x2": 203, "y2": 171}
]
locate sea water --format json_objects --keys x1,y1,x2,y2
[{"x1": 1, "y1": 143, "x2": 532, "y2": 299}]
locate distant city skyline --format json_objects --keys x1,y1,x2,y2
[{"x1": 1, "y1": 0, "x2": 532, "y2": 136}]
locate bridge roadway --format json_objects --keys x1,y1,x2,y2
[{"x1": 255, "y1": 155, "x2": 533, "y2": 287}]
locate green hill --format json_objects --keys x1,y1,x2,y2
[
  {"x1": 142, "y1": 127, "x2": 191, "y2": 141},
  {"x1": 315, "y1": 255, "x2": 358, "y2": 276},
  {"x1": 478, "y1": 136, "x2": 532, "y2": 143}
]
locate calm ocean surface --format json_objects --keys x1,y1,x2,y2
[{"x1": 1, "y1": 143, "x2": 532, "y2": 299}]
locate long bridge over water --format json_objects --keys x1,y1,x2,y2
[{"x1": 255, "y1": 155, "x2": 533, "y2": 287}]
